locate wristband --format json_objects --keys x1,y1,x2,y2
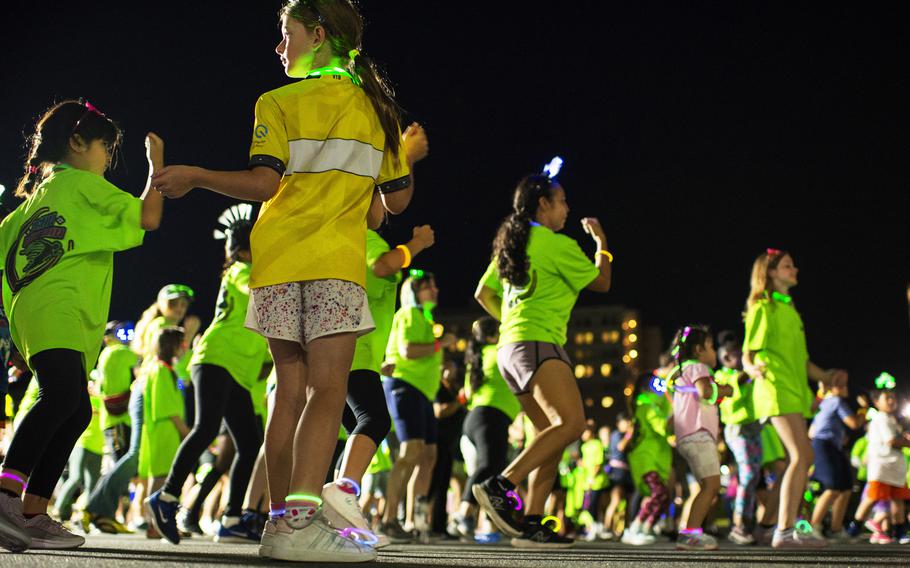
[
  {"x1": 396, "y1": 245, "x2": 412, "y2": 268},
  {"x1": 705, "y1": 381, "x2": 719, "y2": 405},
  {"x1": 597, "y1": 250, "x2": 613, "y2": 263}
]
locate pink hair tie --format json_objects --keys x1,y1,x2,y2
[
  {"x1": 85, "y1": 102, "x2": 105, "y2": 116},
  {"x1": 766, "y1": 248, "x2": 782, "y2": 256},
  {"x1": 28, "y1": 165, "x2": 38, "y2": 175}
]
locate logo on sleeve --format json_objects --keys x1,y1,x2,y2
[
  {"x1": 255, "y1": 125, "x2": 269, "y2": 139},
  {"x1": 5, "y1": 207, "x2": 68, "y2": 293}
]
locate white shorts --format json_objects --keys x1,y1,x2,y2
[
  {"x1": 677, "y1": 430, "x2": 721, "y2": 481},
  {"x1": 245, "y1": 279, "x2": 374, "y2": 348}
]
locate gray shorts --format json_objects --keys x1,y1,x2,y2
[
  {"x1": 496, "y1": 341, "x2": 571, "y2": 395},
  {"x1": 245, "y1": 279, "x2": 374, "y2": 348}
]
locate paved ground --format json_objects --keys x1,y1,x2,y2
[{"x1": 1, "y1": 535, "x2": 909, "y2": 567}]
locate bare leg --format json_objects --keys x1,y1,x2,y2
[
  {"x1": 770, "y1": 414, "x2": 813, "y2": 530},
  {"x1": 830, "y1": 491, "x2": 851, "y2": 532},
  {"x1": 683, "y1": 475, "x2": 720, "y2": 530},
  {"x1": 382, "y1": 440, "x2": 424, "y2": 524},
  {"x1": 265, "y1": 338, "x2": 307, "y2": 506},
  {"x1": 811, "y1": 489, "x2": 838, "y2": 529},
  {"x1": 339, "y1": 434, "x2": 377, "y2": 487}
]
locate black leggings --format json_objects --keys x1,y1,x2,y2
[
  {"x1": 341, "y1": 370, "x2": 392, "y2": 447},
  {"x1": 162, "y1": 364, "x2": 262, "y2": 517},
  {"x1": 3, "y1": 349, "x2": 92, "y2": 499},
  {"x1": 461, "y1": 406, "x2": 512, "y2": 505}
]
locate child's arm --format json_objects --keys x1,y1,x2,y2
[
  {"x1": 694, "y1": 376, "x2": 732, "y2": 401},
  {"x1": 377, "y1": 123, "x2": 425, "y2": 215},
  {"x1": 153, "y1": 165, "x2": 281, "y2": 202},
  {"x1": 842, "y1": 412, "x2": 866, "y2": 431},
  {"x1": 372, "y1": 225, "x2": 435, "y2": 278},
  {"x1": 617, "y1": 429, "x2": 634, "y2": 453},
  {"x1": 171, "y1": 416, "x2": 190, "y2": 439},
  {"x1": 474, "y1": 285, "x2": 502, "y2": 321},
  {"x1": 808, "y1": 361, "x2": 848, "y2": 388},
  {"x1": 140, "y1": 133, "x2": 165, "y2": 230}
]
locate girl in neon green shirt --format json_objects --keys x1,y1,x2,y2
[
  {"x1": 474, "y1": 169, "x2": 612, "y2": 547},
  {"x1": 742, "y1": 249, "x2": 847, "y2": 548},
  {"x1": 0, "y1": 100, "x2": 164, "y2": 552}
]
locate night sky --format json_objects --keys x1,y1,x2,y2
[{"x1": 1, "y1": 2, "x2": 907, "y2": 391}]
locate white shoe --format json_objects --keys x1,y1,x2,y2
[
  {"x1": 413, "y1": 498, "x2": 430, "y2": 533},
  {"x1": 621, "y1": 529, "x2": 656, "y2": 545},
  {"x1": 270, "y1": 509, "x2": 377, "y2": 563},
  {"x1": 322, "y1": 481, "x2": 389, "y2": 549},
  {"x1": 24, "y1": 514, "x2": 84, "y2": 549}
]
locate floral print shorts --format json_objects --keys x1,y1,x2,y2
[{"x1": 246, "y1": 279, "x2": 374, "y2": 347}]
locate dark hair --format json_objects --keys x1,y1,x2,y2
[
  {"x1": 282, "y1": 0, "x2": 401, "y2": 157},
  {"x1": 223, "y1": 222, "x2": 253, "y2": 273},
  {"x1": 466, "y1": 316, "x2": 499, "y2": 394},
  {"x1": 154, "y1": 327, "x2": 185, "y2": 363},
  {"x1": 667, "y1": 325, "x2": 711, "y2": 383},
  {"x1": 492, "y1": 175, "x2": 560, "y2": 287},
  {"x1": 17, "y1": 100, "x2": 121, "y2": 197},
  {"x1": 716, "y1": 330, "x2": 739, "y2": 355},
  {"x1": 870, "y1": 389, "x2": 892, "y2": 403},
  {"x1": 616, "y1": 411, "x2": 630, "y2": 423}
]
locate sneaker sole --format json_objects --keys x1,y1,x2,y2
[
  {"x1": 0, "y1": 518, "x2": 31, "y2": 553},
  {"x1": 28, "y1": 537, "x2": 85, "y2": 550},
  {"x1": 676, "y1": 543, "x2": 718, "y2": 551},
  {"x1": 471, "y1": 485, "x2": 523, "y2": 539},
  {"x1": 259, "y1": 543, "x2": 273, "y2": 558},
  {"x1": 270, "y1": 544, "x2": 377, "y2": 563},
  {"x1": 511, "y1": 538, "x2": 574, "y2": 549},
  {"x1": 215, "y1": 534, "x2": 260, "y2": 544}
]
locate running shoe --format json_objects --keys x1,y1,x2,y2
[
  {"x1": 772, "y1": 525, "x2": 828, "y2": 548},
  {"x1": 322, "y1": 481, "x2": 388, "y2": 548},
  {"x1": 677, "y1": 531, "x2": 718, "y2": 551},
  {"x1": 91, "y1": 515, "x2": 134, "y2": 535},
  {"x1": 511, "y1": 517, "x2": 574, "y2": 549},
  {"x1": 728, "y1": 526, "x2": 756, "y2": 545},
  {"x1": 472, "y1": 477, "x2": 524, "y2": 538},
  {"x1": 379, "y1": 519, "x2": 412, "y2": 544},
  {"x1": 145, "y1": 490, "x2": 181, "y2": 545},
  {"x1": 215, "y1": 512, "x2": 261, "y2": 544},
  {"x1": 24, "y1": 514, "x2": 84, "y2": 549},
  {"x1": 870, "y1": 531, "x2": 893, "y2": 544},
  {"x1": 269, "y1": 507, "x2": 376, "y2": 563},
  {"x1": 177, "y1": 509, "x2": 204, "y2": 536},
  {"x1": 0, "y1": 493, "x2": 30, "y2": 552}
]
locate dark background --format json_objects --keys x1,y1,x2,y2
[{"x1": 1, "y1": 2, "x2": 907, "y2": 391}]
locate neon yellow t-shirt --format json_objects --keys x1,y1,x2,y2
[
  {"x1": 247, "y1": 74, "x2": 410, "y2": 289},
  {"x1": 580, "y1": 438, "x2": 608, "y2": 491},
  {"x1": 139, "y1": 362, "x2": 185, "y2": 478},
  {"x1": 479, "y1": 225, "x2": 599, "y2": 346},
  {"x1": 628, "y1": 391, "x2": 673, "y2": 495},
  {"x1": 466, "y1": 345, "x2": 521, "y2": 421},
  {"x1": 714, "y1": 367, "x2": 756, "y2": 426},
  {"x1": 98, "y1": 343, "x2": 138, "y2": 429},
  {"x1": 191, "y1": 262, "x2": 269, "y2": 391},
  {"x1": 0, "y1": 164, "x2": 144, "y2": 374},
  {"x1": 351, "y1": 230, "x2": 401, "y2": 373},
  {"x1": 77, "y1": 394, "x2": 105, "y2": 455},
  {"x1": 744, "y1": 298, "x2": 812, "y2": 419},
  {"x1": 386, "y1": 306, "x2": 441, "y2": 402}
]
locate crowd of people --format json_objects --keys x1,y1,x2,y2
[{"x1": 0, "y1": 0, "x2": 905, "y2": 562}]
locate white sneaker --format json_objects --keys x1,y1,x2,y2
[
  {"x1": 827, "y1": 529, "x2": 852, "y2": 543},
  {"x1": 322, "y1": 481, "x2": 389, "y2": 549},
  {"x1": 413, "y1": 498, "x2": 430, "y2": 533},
  {"x1": 259, "y1": 517, "x2": 286, "y2": 558},
  {"x1": 25, "y1": 514, "x2": 85, "y2": 549},
  {"x1": 0, "y1": 493, "x2": 30, "y2": 552},
  {"x1": 270, "y1": 509, "x2": 377, "y2": 563},
  {"x1": 621, "y1": 528, "x2": 655, "y2": 545}
]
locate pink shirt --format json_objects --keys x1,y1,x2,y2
[{"x1": 673, "y1": 362, "x2": 720, "y2": 441}]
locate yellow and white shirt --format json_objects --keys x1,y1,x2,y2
[{"x1": 248, "y1": 72, "x2": 410, "y2": 289}]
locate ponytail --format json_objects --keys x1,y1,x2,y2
[
  {"x1": 466, "y1": 316, "x2": 499, "y2": 394},
  {"x1": 492, "y1": 175, "x2": 557, "y2": 287}
]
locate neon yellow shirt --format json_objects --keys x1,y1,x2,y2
[
  {"x1": 98, "y1": 343, "x2": 138, "y2": 429},
  {"x1": 745, "y1": 298, "x2": 812, "y2": 419},
  {"x1": 139, "y1": 362, "x2": 185, "y2": 478},
  {"x1": 191, "y1": 262, "x2": 269, "y2": 391},
  {"x1": 351, "y1": 231, "x2": 401, "y2": 373},
  {"x1": 479, "y1": 225, "x2": 599, "y2": 346},
  {"x1": 386, "y1": 306, "x2": 441, "y2": 402},
  {"x1": 248, "y1": 74, "x2": 410, "y2": 289},
  {"x1": 77, "y1": 394, "x2": 105, "y2": 455},
  {"x1": 714, "y1": 367, "x2": 756, "y2": 425},
  {"x1": 466, "y1": 345, "x2": 521, "y2": 421},
  {"x1": 0, "y1": 164, "x2": 144, "y2": 374}
]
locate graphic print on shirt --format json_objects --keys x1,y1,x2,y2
[
  {"x1": 5, "y1": 207, "x2": 69, "y2": 293},
  {"x1": 504, "y1": 269, "x2": 538, "y2": 309}
]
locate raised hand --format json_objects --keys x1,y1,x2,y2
[
  {"x1": 145, "y1": 132, "x2": 165, "y2": 169},
  {"x1": 402, "y1": 122, "x2": 429, "y2": 165},
  {"x1": 581, "y1": 217, "x2": 607, "y2": 244},
  {"x1": 411, "y1": 225, "x2": 435, "y2": 251}
]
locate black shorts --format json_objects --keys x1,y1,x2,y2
[
  {"x1": 811, "y1": 438, "x2": 851, "y2": 491},
  {"x1": 383, "y1": 378, "x2": 437, "y2": 444},
  {"x1": 609, "y1": 467, "x2": 635, "y2": 493},
  {"x1": 497, "y1": 341, "x2": 572, "y2": 395}
]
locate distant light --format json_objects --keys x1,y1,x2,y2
[
  {"x1": 629, "y1": 334, "x2": 638, "y2": 343},
  {"x1": 902, "y1": 404, "x2": 910, "y2": 419},
  {"x1": 629, "y1": 350, "x2": 639, "y2": 359},
  {"x1": 456, "y1": 339, "x2": 467, "y2": 352},
  {"x1": 601, "y1": 396, "x2": 614, "y2": 409},
  {"x1": 575, "y1": 365, "x2": 586, "y2": 379},
  {"x1": 433, "y1": 324, "x2": 444, "y2": 339},
  {"x1": 0, "y1": 184, "x2": 5, "y2": 198},
  {"x1": 600, "y1": 364, "x2": 612, "y2": 377},
  {"x1": 628, "y1": 319, "x2": 638, "y2": 329},
  {"x1": 575, "y1": 333, "x2": 584, "y2": 345},
  {"x1": 622, "y1": 355, "x2": 632, "y2": 364},
  {"x1": 585, "y1": 332, "x2": 594, "y2": 345},
  {"x1": 720, "y1": 465, "x2": 730, "y2": 476},
  {"x1": 623, "y1": 386, "x2": 633, "y2": 396},
  {"x1": 585, "y1": 365, "x2": 594, "y2": 378},
  {"x1": 584, "y1": 398, "x2": 594, "y2": 408}
]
